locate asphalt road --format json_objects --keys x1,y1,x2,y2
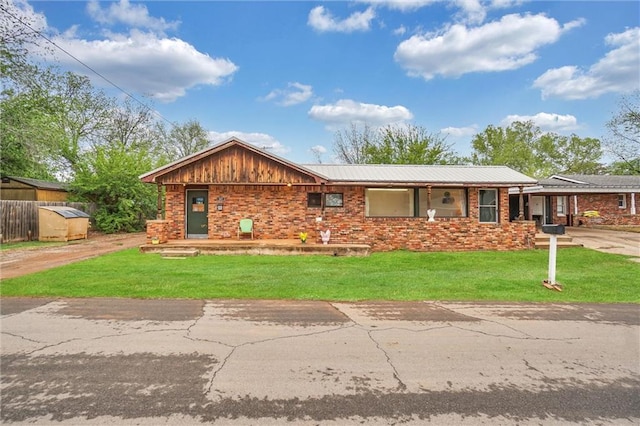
[{"x1": 1, "y1": 298, "x2": 639, "y2": 425}]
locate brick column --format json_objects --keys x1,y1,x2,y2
[{"x1": 146, "y1": 220, "x2": 170, "y2": 244}]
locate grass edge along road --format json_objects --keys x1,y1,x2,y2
[{"x1": 1, "y1": 248, "x2": 638, "y2": 303}]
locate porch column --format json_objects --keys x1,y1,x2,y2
[
  {"x1": 426, "y1": 185, "x2": 432, "y2": 210},
  {"x1": 518, "y1": 186, "x2": 524, "y2": 220},
  {"x1": 156, "y1": 183, "x2": 163, "y2": 219},
  {"x1": 631, "y1": 192, "x2": 636, "y2": 215},
  {"x1": 573, "y1": 195, "x2": 578, "y2": 215}
]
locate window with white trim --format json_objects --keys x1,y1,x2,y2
[
  {"x1": 618, "y1": 194, "x2": 627, "y2": 209},
  {"x1": 478, "y1": 189, "x2": 498, "y2": 223},
  {"x1": 556, "y1": 196, "x2": 567, "y2": 216}
]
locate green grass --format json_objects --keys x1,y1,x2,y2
[{"x1": 1, "y1": 248, "x2": 638, "y2": 303}]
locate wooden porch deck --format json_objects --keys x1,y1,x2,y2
[{"x1": 139, "y1": 239, "x2": 371, "y2": 257}]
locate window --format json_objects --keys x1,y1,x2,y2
[
  {"x1": 556, "y1": 196, "x2": 567, "y2": 216},
  {"x1": 418, "y1": 188, "x2": 467, "y2": 218},
  {"x1": 365, "y1": 188, "x2": 414, "y2": 217},
  {"x1": 618, "y1": 194, "x2": 627, "y2": 209},
  {"x1": 325, "y1": 193, "x2": 344, "y2": 207},
  {"x1": 478, "y1": 189, "x2": 498, "y2": 223},
  {"x1": 307, "y1": 193, "x2": 322, "y2": 207},
  {"x1": 307, "y1": 192, "x2": 344, "y2": 208}
]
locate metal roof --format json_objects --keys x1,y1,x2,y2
[
  {"x1": 302, "y1": 164, "x2": 537, "y2": 185},
  {"x1": 39, "y1": 206, "x2": 90, "y2": 219}
]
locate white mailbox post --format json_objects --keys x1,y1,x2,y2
[{"x1": 542, "y1": 224, "x2": 565, "y2": 291}]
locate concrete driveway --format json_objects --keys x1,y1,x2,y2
[
  {"x1": 1, "y1": 298, "x2": 638, "y2": 425},
  {"x1": 566, "y1": 227, "x2": 640, "y2": 258}
]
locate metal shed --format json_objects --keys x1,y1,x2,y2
[{"x1": 38, "y1": 206, "x2": 90, "y2": 242}]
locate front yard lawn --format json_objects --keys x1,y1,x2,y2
[{"x1": 1, "y1": 248, "x2": 638, "y2": 303}]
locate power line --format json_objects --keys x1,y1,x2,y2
[{"x1": 0, "y1": 2, "x2": 177, "y2": 128}]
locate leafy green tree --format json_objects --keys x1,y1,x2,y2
[
  {"x1": 0, "y1": 89, "x2": 58, "y2": 178},
  {"x1": 471, "y1": 121, "x2": 544, "y2": 177},
  {"x1": 156, "y1": 119, "x2": 210, "y2": 161},
  {"x1": 608, "y1": 158, "x2": 640, "y2": 175},
  {"x1": 605, "y1": 91, "x2": 639, "y2": 174},
  {"x1": 367, "y1": 124, "x2": 459, "y2": 164},
  {"x1": 471, "y1": 121, "x2": 604, "y2": 178},
  {"x1": 70, "y1": 144, "x2": 156, "y2": 233},
  {"x1": 45, "y1": 71, "x2": 114, "y2": 175},
  {"x1": 554, "y1": 134, "x2": 605, "y2": 175},
  {"x1": 332, "y1": 123, "x2": 461, "y2": 165},
  {"x1": 0, "y1": 0, "x2": 52, "y2": 89}
]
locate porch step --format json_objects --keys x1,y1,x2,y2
[
  {"x1": 534, "y1": 234, "x2": 582, "y2": 249},
  {"x1": 160, "y1": 249, "x2": 200, "y2": 257}
]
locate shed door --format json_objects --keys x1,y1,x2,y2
[{"x1": 186, "y1": 190, "x2": 208, "y2": 238}]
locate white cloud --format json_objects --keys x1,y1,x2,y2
[
  {"x1": 393, "y1": 25, "x2": 407, "y2": 36},
  {"x1": 308, "y1": 6, "x2": 375, "y2": 33},
  {"x1": 262, "y1": 82, "x2": 314, "y2": 106},
  {"x1": 308, "y1": 99, "x2": 413, "y2": 129},
  {"x1": 454, "y1": 0, "x2": 486, "y2": 25},
  {"x1": 87, "y1": 0, "x2": 179, "y2": 34},
  {"x1": 208, "y1": 131, "x2": 290, "y2": 155},
  {"x1": 441, "y1": 125, "x2": 478, "y2": 138},
  {"x1": 361, "y1": 0, "x2": 521, "y2": 23},
  {"x1": 394, "y1": 14, "x2": 583, "y2": 80},
  {"x1": 361, "y1": 0, "x2": 438, "y2": 12},
  {"x1": 533, "y1": 27, "x2": 640, "y2": 100},
  {"x1": 501, "y1": 113, "x2": 579, "y2": 132},
  {"x1": 46, "y1": 31, "x2": 238, "y2": 103}
]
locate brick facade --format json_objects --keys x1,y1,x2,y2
[
  {"x1": 153, "y1": 184, "x2": 536, "y2": 252},
  {"x1": 548, "y1": 193, "x2": 639, "y2": 227}
]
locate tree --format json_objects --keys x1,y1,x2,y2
[
  {"x1": 45, "y1": 71, "x2": 114, "y2": 175},
  {"x1": 0, "y1": 0, "x2": 52, "y2": 88},
  {"x1": 470, "y1": 121, "x2": 604, "y2": 178},
  {"x1": 367, "y1": 124, "x2": 459, "y2": 165},
  {"x1": 554, "y1": 134, "x2": 605, "y2": 175},
  {"x1": 605, "y1": 91, "x2": 640, "y2": 175},
  {"x1": 156, "y1": 119, "x2": 210, "y2": 161},
  {"x1": 332, "y1": 123, "x2": 461, "y2": 165},
  {"x1": 332, "y1": 122, "x2": 378, "y2": 164},
  {"x1": 608, "y1": 158, "x2": 640, "y2": 175},
  {"x1": 0, "y1": 88, "x2": 58, "y2": 178},
  {"x1": 102, "y1": 98, "x2": 157, "y2": 151},
  {"x1": 70, "y1": 143, "x2": 157, "y2": 233}
]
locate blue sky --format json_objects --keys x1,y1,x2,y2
[{"x1": 13, "y1": 0, "x2": 640, "y2": 163}]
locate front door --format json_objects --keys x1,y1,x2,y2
[{"x1": 186, "y1": 190, "x2": 208, "y2": 238}]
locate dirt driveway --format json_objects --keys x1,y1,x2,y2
[{"x1": 0, "y1": 233, "x2": 145, "y2": 280}]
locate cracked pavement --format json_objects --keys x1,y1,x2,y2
[{"x1": 1, "y1": 298, "x2": 639, "y2": 425}]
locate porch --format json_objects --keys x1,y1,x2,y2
[{"x1": 139, "y1": 238, "x2": 372, "y2": 257}]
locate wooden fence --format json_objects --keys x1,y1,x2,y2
[{"x1": 0, "y1": 200, "x2": 96, "y2": 243}]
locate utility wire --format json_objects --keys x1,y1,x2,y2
[{"x1": 0, "y1": 3, "x2": 177, "y2": 128}]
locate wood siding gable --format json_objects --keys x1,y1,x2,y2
[{"x1": 142, "y1": 139, "x2": 324, "y2": 185}]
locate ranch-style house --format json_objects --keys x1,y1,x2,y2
[{"x1": 140, "y1": 138, "x2": 539, "y2": 252}]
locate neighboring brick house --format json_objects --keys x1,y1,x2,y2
[
  {"x1": 510, "y1": 174, "x2": 639, "y2": 227},
  {"x1": 140, "y1": 138, "x2": 538, "y2": 252}
]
